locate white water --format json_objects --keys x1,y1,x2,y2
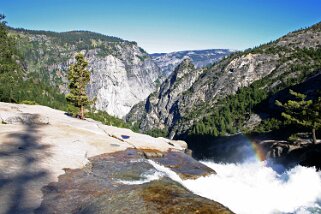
[
  {"x1": 116, "y1": 159, "x2": 166, "y2": 185},
  {"x1": 148, "y1": 160, "x2": 321, "y2": 214},
  {"x1": 116, "y1": 169, "x2": 165, "y2": 185}
]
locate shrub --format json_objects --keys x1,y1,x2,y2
[{"x1": 20, "y1": 100, "x2": 37, "y2": 105}]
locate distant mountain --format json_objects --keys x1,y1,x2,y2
[
  {"x1": 150, "y1": 49, "x2": 235, "y2": 76},
  {"x1": 127, "y1": 21, "x2": 321, "y2": 139}
]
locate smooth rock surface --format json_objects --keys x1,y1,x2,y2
[{"x1": 0, "y1": 102, "x2": 186, "y2": 214}]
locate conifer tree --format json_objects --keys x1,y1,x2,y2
[
  {"x1": 0, "y1": 14, "x2": 21, "y2": 102},
  {"x1": 276, "y1": 90, "x2": 321, "y2": 144},
  {"x1": 66, "y1": 53, "x2": 91, "y2": 119}
]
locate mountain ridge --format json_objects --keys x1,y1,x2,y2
[
  {"x1": 150, "y1": 48, "x2": 234, "y2": 76},
  {"x1": 127, "y1": 21, "x2": 321, "y2": 139}
]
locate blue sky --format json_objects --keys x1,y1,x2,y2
[{"x1": 1, "y1": 0, "x2": 321, "y2": 53}]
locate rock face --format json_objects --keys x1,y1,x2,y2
[
  {"x1": 128, "y1": 21, "x2": 321, "y2": 138},
  {"x1": 36, "y1": 149, "x2": 232, "y2": 214},
  {"x1": 151, "y1": 49, "x2": 234, "y2": 76},
  {"x1": 127, "y1": 58, "x2": 204, "y2": 134},
  {"x1": 128, "y1": 52, "x2": 279, "y2": 137},
  {"x1": 13, "y1": 29, "x2": 161, "y2": 118}
]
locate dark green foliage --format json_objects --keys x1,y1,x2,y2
[
  {"x1": 66, "y1": 53, "x2": 91, "y2": 119},
  {"x1": 188, "y1": 83, "x2": 268, "y2": 137},
  {"x1": 276, "y1": 90, "x2": 321, "y2": 144},
  {"x1": 0, "y1": 15, "x2": 68, "y2": 109},
  {"x1": 253, "y1": 118, "x2": 282, "y2": 133},
  {"x1": 20, "y1": 100, "x2": 37, "y2": 105},
  {"x1": 0, "y1": 72, "x2": 68, "y2": 109},
  {"x1": 86, "y1": 111, "x2": 131, "y2": 128},
  {"x1": 13, "y1": 28, "x2": 124, "y2": 44},
  {"x1": 145, "y1": 128, "x2": 169, "y2": 138},
  {"x1": 0, "y1": 71, "x2": 68, "y2": 109},
  {"x1": 138, "y1": 47, "x2": 147, "y2": 54},
  {"x1": 136, "y1": 54, "x2": 148, "y2": 62},
  {"x1": 0, "y1": 14, "x2": 22, "y2": 102},
  {"x1": 0, "y1": 15, "x2": 20, "y2": 75},
  {"x1": 86, "y1": 110, "x2": 144, "y2": 132}
]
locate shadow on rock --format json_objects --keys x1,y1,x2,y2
[{"x1": 0, "y1": 114, "x2": 51, "y2": 214}]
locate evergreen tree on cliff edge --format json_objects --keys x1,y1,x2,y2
[
  {"x1": 276, "y1": 90, "x2": 321, "y2": 144},
  {"x1": 66, "y1": 53, "x2": 91, "y2": 119}
]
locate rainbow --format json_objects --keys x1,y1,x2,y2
[{"x1": 249, "y1": 140, "x2": 266, "y2": 162}]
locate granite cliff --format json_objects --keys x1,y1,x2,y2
[
  {"x1": 11, "y1": 29, "x2": 161, "y2": 118},
  {"x1": 128, "y1": 58, "x2": 204, "y2": 136}
]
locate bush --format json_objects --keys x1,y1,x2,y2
[
  {"x1": 66, "y1": 104, "x2": 79, "y2": 117},
  {"x1": 145, "y1": 128, "x2": 168, "y2": 138},
  {"x1": 254, "y1": 118, "x2": 282, "y2": 133},
  {"x1": 86, "y1": 110, "x2": 130, "y2": 129},
  {"x1": 20, "y1": 100, "x2": 37, "y2": 105},
  {"x1": 288, "y1": 133, "x2": 299, "y2": 142}
]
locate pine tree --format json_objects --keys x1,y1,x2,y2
[
  {"x1": 66, "y1": 53, "x2": 91, "y2": 119},
  {"x1": 276, "y1": 90, "x2": 321, "y2": 144},
  {"x1": 0, "y1": 14, "x2": 21, "y2": 102}
]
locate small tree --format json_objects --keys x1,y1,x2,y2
[
  {"x1": 276, "y1": 90, "x2": 321, "y2": 144},
  {"x1": 66, "y1": 53, "x2": 90, "y2": 119}
]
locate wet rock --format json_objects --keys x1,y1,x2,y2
[
  {"x1": 151, "y1": 151, "x2": 216, "y2": 180},
  {"x1": 141, "y1": 149, "x2": 164, "y2": 158},
  {"x1": 36, "y1": 149, "x2": 231, "y2": 214},
  {"x1": 184, "y1": 148, "x2": 193, "y2": 156},
  {"x1": 80, "y1": 178, "x2": 232, "y2": 214},
  {"x1": 261, "y1": 140, "x2": 321, "y2": 170}
]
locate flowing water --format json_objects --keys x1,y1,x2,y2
[{"x1": 148, "y1": 159, "x2": 321, "y2": 214}]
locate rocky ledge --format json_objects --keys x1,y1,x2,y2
[
  {"x1": 259, "y1": 140, "x2": 321, "y2": 170},
  {"x1": 0, "y1": 102, "x2": 230, "y2": 213},
  {"x1": 36, "y1": 149, "x2": 232, "y2": 214}
]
